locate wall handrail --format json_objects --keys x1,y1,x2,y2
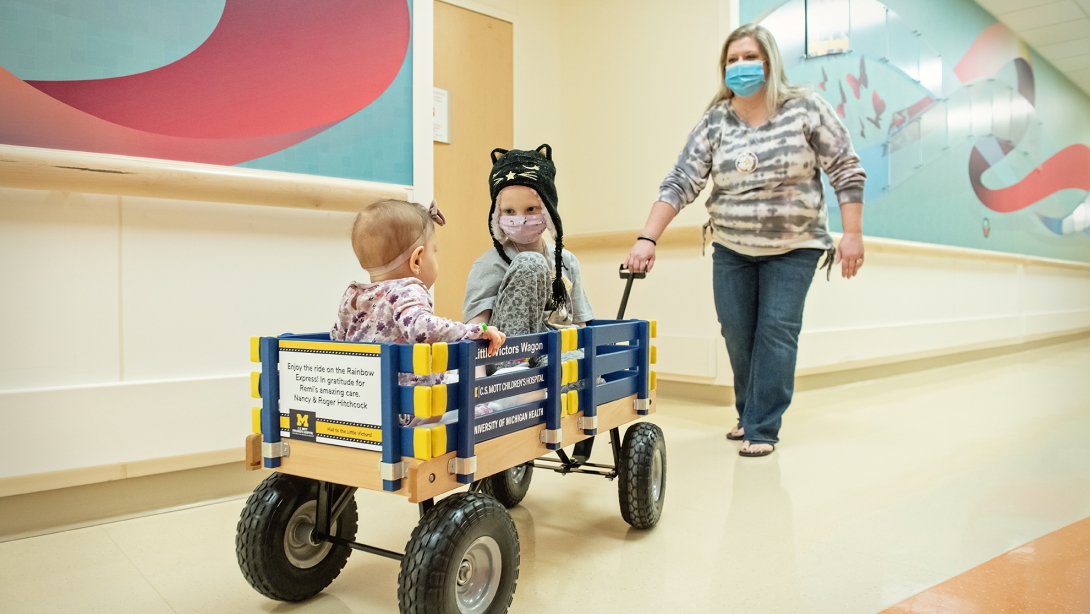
[
  {"x1": 0, "y1": 144, "x2": 411, "y2": 212},
  {"x1": 563, "y1": 225, "x2": 1090, "y2": 272}
]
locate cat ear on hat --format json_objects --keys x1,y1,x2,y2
[
  {"x1": 535, "y1": 144, "x2": 552, "y2": 160},
  {"x1": 491, "y1": 148, "x2": 510, "y2": 164}
]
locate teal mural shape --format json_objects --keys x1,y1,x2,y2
[{"x1": 0, "y1": 0, "x2": 413, "y2": 186}]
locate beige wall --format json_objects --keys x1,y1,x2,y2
[
  {"x1": 556, "y1": 0, "x2": 723, "y2": 235},
  {"x1": 0, "y1": 186, "x2": 361, "y2": 482},
  {"x1": 449, "y1": 0, "x2": 726, "y2": 233},
  {"x1": 477, "y1": 0, "x2": 1090, "y2": 389},
  {"x1": 0, "y1": 0, "x2": 435, "y2": 487},
  {"x1": 4, "y1": 0, "x2": 1089, "y2": 490}
]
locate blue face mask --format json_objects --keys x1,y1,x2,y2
[{"x1": 725, "y1": 60, "x2": 766, "y2": 97}]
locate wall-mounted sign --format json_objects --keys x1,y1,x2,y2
[{"x1": 433, "y1": 87, "x2": 450, "y2": 143}]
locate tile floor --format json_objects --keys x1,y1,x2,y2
[{"x1": 2, "y1": 338, "x2": 1089, "y2": 613}]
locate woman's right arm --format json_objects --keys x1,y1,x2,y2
[
  {"x1": 625, "y1": 110, "x2": 716, "y2": 272},
  {"x1": 623, "y1": 202, "x2": 677, "y2": 272}
]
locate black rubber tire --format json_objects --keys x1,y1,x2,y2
[
  {"x1": 399, "y1": 492, "x2": 519, "y2": 614},
  {"x1": 617, "y1": 422, "x2": 667, "y2": 529},
  {"x1": 235, "y1": 473, "x2": 358, "y2": 602},
  {"x1": 478, "y1": 462, "x2": 533, "y2": 508}
]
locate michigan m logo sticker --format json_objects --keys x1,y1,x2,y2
[{"x1": 289, "y1": 409, "x2": 317, "y2": 442}]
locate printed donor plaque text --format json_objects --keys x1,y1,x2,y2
[{"x1": 278, "y1": 344, "x2": 383, "y2": 450}]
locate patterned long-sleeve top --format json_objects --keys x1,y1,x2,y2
[
  {"x1": 331, "y1": 278, "x2": 485, "y2": 386},
  {"x1": 658, "y1": 91, "x2": 865, "y2": 254}
]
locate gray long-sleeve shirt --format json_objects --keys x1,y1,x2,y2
[{"x1": 658, "y1": 91, "x2": 865, "y2": 254}]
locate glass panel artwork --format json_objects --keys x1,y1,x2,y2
[{"x1": 806, "y1": 0, "x2": 852, "y2": 57}]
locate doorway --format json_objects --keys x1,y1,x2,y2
[{"x1": 432, "y1": 1, "x2": 514, "y2": 320}]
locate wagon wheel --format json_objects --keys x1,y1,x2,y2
[
  {"x1": 399, "y1": 492, "x2": 520, "y2": 614},
  {"x1": 236, "y1": 473, "x2": 358, "y2": 602},
  {"x1": 478, "y1": 462, "x2": 534, "y2": 508},
  {"x1": 617, "y1": 422, "x2": 667, "y2": 529}
]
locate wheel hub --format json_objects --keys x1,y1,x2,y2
[
  {"x1": 509, "y1": 464, "x2": 526, "y2": 483},
  {"x1": 651, "y1": 448, "x2": 663, "y2": 502},
  {"x1": 457, "y1": 560, "x2": 473, "y2": 585},
  {"x1": 455, "y1": 535, "x2": 502, "y2": 614},
  {"x1": 283, "y1": 500, "x2": 337, "y2": 569}
]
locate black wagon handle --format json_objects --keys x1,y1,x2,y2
[{"x1": 616, "y1": 264, "x2": 647, "y2": 320}]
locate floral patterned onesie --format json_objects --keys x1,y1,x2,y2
[
  {"x1": 331, "y1": 278, "x2": 485, "y2": 348},
  {"x1": 330, "y1": 278, "x2": 491, "y2": 424}
]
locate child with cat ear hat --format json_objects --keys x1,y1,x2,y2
[{"x1": 462, "y1": 145, "x2": 594, "y2": 355}]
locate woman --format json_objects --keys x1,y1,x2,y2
[{"x1": 624, "y1": 24, "x2": 866, "y2": 457}]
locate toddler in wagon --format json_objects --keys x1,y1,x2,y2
[{"x1": 330, "y1": 199, "x2": 506, "y2": 424}]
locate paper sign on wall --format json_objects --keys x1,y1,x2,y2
[
  {"x1": 278, "y1": 344, "x2": 383, "y2": 451},
  {"x1": 433, "y1": 88, "x2": 450, "y2": 143}
]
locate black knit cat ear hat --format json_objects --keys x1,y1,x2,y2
[{"x1": 487, "y1": 144, "x2": 568, "y2": 311}]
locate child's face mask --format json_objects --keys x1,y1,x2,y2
[{"x1": 500, "y1": 214, "x2": 547, "y2": 244}]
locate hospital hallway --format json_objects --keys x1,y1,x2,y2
[{"x1": 2, "y1": 336, "x2": 1087, "y2": 613}]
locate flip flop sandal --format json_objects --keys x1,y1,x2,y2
[
  {"x1": 726, "y1": 427, "x2": 745, "y2": 441},
  {"x1": 739, "y1": 443, "x2": 775, "y2": 457}
]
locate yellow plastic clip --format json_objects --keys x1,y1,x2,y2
[
  {"x1": 561, "y1": 393, "x2": 568, "y2": 416},
  {"x1": 564, "y1": 328, "x2": 579, "y2": 353},
  {"x1": 431, "y1": 424, "x2": 448, "y2": 458},
  {"x1": 649, "y1": 320, "x2": 658, "y2": 338},
  {"x1": 560, "y1": 360, "x2": 570, "y2": 385},
  {"x1": 431, "y1": 342, "x2": 448, "y2": 373},
  {"x1": 279, "y1": 414, "x2": 289, "y2": 429},
  {"x1": 650, "y1": 345, "x2": 657, "y2": 365},
  {"x1": 250, "y1": 372, "x2": 261, "y2": 399},
  {"x1": 567, "y1": 389, "x2": 580, "y2": 415},
  {"x1": 251, "y1": 407, "x2": 262, "y2": 434},
  {"x1": 414, "y1": 387, "x2": 432, "y2": 418},
  {"x1": 250, "y1": 337, "x2": 260, "y2": 363},
  {"x1": 431, "y1": 384, "x2": 448, "y2": 417},
  {"x1": 413, "y1": 427, "x2": 433, "y2": 460},
  {"x1": 413, "y1": 344, "x2": 432, "y2": 376},
  {"x1": 650, "y1": 370, "x2": 657, "y2": 391}
]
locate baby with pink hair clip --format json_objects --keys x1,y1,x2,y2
[{"x1": 330, "y1": 199, "x2": 507, "y2": 426}]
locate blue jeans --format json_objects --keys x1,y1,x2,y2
[{"x1": 712, "y1": 243, "x2": 821, "y2": 444}]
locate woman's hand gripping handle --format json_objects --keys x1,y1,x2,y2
[{"x1": 625, "y1": 201, "x2": 677, "y2": 273}]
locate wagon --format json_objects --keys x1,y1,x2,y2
[{"x1": 236, "y1": 270, "x2": 665, "y2": 613}]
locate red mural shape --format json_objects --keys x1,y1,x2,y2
[
  {"x1": 846, "y1": 57, "x2": 868, "y2": 99},
  {"x1": 969, "y1": 144, "x2": 1090, "y2": 213},
  {"x1": 0, "y1": 0, "x2": 409, "y2": 165},
  {"x1": 26, "y1": 0, "x2": 409, "y2": 139},
  {"x1": 952, "y1": 22, "x2": 1089, "y2": 214}
]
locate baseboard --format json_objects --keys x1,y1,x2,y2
[
  {"x1": 657, "y1": 380, "x2": 735, "y2": 406},
  {"x1": 0, "y1": 462, "x2": 268, "y2": 542},
  {"x1": 658, "y1": 329, "x2": 1090, "y2": 403},
  {"x1": 795, "y1": 329, "x2": 1090, "y2": 391},
  {"x1": 0, "y1": 447, "x2": 244, "y2": 498}
]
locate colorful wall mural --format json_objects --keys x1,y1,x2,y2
[
  {"x1": 0, "y1": 0, "x2": 413, "y2": 185},
  {"x1": 742, "y1": 0, "x2": 1090, "y2": 262}
]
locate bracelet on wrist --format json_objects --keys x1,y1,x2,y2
[{"x1": 637, "y1": 235, "x2": 658, "y2": 246}]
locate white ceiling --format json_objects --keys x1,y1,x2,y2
[{"x1": 975, "y1": 0, "x2": 1090, "y2": 94}]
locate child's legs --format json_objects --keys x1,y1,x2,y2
[{"x1": 490, "y1": 252, "x2": 551, "y2": 336}]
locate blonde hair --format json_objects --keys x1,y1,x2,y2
[
  {"x1": 350, "y1": 199, "x2": 432, "y2": 270},
  {"x1": 708, "y1": 24, "x2": 808, "y2": 112}
]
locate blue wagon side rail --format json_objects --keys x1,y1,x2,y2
[{"x1": 244, "y1": 320, "x2": 658, "y2": 504}]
